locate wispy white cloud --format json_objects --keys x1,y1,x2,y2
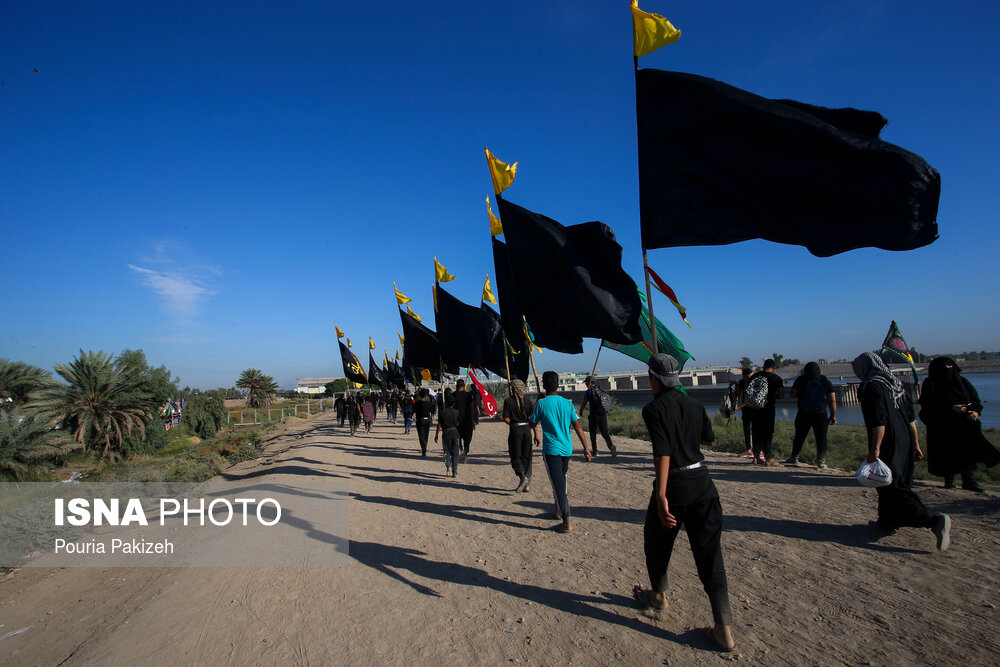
[{"x1": 127, "y1": 264, "x2": 212, "y2": 321}]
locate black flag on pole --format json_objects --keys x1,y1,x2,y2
[
  {"x1": 338, "y1": 340, "x2": 367, "y2": 386},
  {"x1": 368, "y1": 352, "x2": 388, "y2": 390},
  {"x1": 399, "y1": 307, "x2": 442, "y2": 375},
  {"x1": 497, "y1": 198, "x2": 642, "y2": 349},
  {"x1": 491, "y1": 238, "x2": 532, "y2": 379},
  {"x1": 636, "y1": 69, "x2": 940, "y2": 257},
  {"x1": 434, "y1": 285, "x2": 505, "y2": 375}
]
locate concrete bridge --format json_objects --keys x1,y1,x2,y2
[{"x1": 557, "y1": 367, "x2": 738, "y2": 392}]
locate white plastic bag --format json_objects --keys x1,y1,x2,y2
[{"x1": 856, "y1": 459, "x2": 893, "y2": 488}]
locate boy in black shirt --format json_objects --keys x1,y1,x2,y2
[{"x1": 634, "y1": 354, "x2": 735, "y2": 652}]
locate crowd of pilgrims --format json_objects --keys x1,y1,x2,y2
[{"x1": 324, "y1": 353, "x2": 997, "y2": 653}]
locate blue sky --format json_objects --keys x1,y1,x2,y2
[{"x1": 3, "y1": 1, "x2": 998, "y2": 389}]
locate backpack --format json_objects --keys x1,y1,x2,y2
[
  {"x1": 589, "y1": 386, "x2": 613, "y2": 414},
  {"x1": 719, "y1": 384, "x2": 740, "y2": 418},
  {"x1": 744, "y1": 375, "x2": 770, "y2": 408},
  {"x1": 800, "y1": 376, "x2": 827, "y2": 414}
]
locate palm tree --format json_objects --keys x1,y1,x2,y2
[
  {"x1": 0, "y1": 359, "x2": 50, "y2": 409},
  {"x1": 34, "y1": 350, "x2": 153, "y2": 461},
  {"x1": 236, "y1": 369, "x2": 278, "y2": 408},
  {"x1": 0, "y1": 409, "x2": 79, "y2": 480}
]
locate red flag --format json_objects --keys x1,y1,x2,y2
[
  {"x1": 646, "y1": 266, "x2": 692, "y2": 328},
  {"x1": 467, "y1": 368, "x2": 498, "y2": 417}
]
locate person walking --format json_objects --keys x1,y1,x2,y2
[
  {"x1": 502, "y1": 379, "x2": 537, "y2": 492},
  {"x1": 453, "y1": 379, "x2": 482, "y2": 463},
  {"x1": 854, "y1": 352, "x2": 951, "y2": 550},
  {"x1": 434, "y1": 394, "x2": 462, "y2": 478},
  {"x1": 347, "y1": 392, "x2": 362, "y2": 436},
  {"x1": 735, "y1": 368, "x2": 754, "y2": 458},
  {"x1": 919, "y1": 356, "x2": 1000, "y2": 492},
  {"x1": 529, "y1": 371, "x2": 591, "y2": 533},
  {"x1": 632, "y1": 353, "x2": 735, "y2": 652},
  {"x1": 739, "y1": 359, "x2": 785, "y2": 465},
  {"x1": 334, "y1": 393, "x2": 347, "y2": 427},
  {"x1": 413, "y1": 388, "x2": 434, "y2": 456},
  {"x1": 784, "y1": 362, "x2": 837, "y2": 468},
  {"x1": 579, "y1": 376, "x2": 617, "y2": 457},
  {"x1": 400, "y1": 392, "x2": 414, "y2": 434},
  {"x1": 361, "y1": 394, "x2": 376, "y2": 433}
]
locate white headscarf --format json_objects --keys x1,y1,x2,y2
[{"x1": 852, "y1": 351, "x2": 905, "y2": 406}]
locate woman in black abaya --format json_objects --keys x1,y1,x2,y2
[{"x1": 919, "y1": 357, "x2": 999, "y2": 492}]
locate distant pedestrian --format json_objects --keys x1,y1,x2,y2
[
  {"x1": 414, "y1": 388, "x2": 434, "y2": 456},
  {"x1": 434, "y1": 394, "x2": 462, "y2": 478},
  {"x1": 735, "y1": 368, "x2": 754, "y2": 458},
  {"x1": 633, "y1": 353, "x2": 735, "y2": 652},
  {"x1": 784, "y1": 362, "x2": 837, "y2": 468},
  {"x1": 918, "y1": 357, "x2": 1000, "y2": 492},
  {"x1": 362, "y1": 394, "x2": 375, "y2": 433},
  {"x1": 334, "y1": 393, "x2": 347, "y2": 427},
  {"x1": 737, "y1": 359, "x2": 784, "y2": 465},
  {"x1": 579, "y1": 376, "x2": 617, "y2": 457},
  {"x1": 400, "y1": 392, "x2": 414, "y2": 434},
  {"x1": 854, "y1": 352, "x2": 951, "y2": 550},
  {"x1": 529, "y1": 371, "x2": 591, "y2": 533},
  {"x1": 503, "y1": 379, "x2": 537, "y2": 492},
  {"x1": 454, "y1": 379, "x2": 482, "y2": 462},
  {"x1": 347, "y1": 392, "x2": 362, "y2": 436}
]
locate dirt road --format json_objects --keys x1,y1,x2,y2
[{"x1": 2, "y1": 412, "x2": 997, "y2": 665}]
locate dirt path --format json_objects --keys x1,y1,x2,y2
[{"x1": 1, "y1": 412, "x2": 997, "y2": 665}]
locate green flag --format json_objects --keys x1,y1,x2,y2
[{"x1": 602, "y1": 290, "x2": 693, "y2": 369}]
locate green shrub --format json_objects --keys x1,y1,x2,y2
[
  {"x1": 216, "y1": 429, "x2": 265, "y2": 464},
  {"x1": 165, "y1": 451, "x2": 225, "y2": 482}
]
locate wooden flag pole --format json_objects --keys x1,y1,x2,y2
[
  {"x1": 642, "y1": 251, "x2": 658, "y2": 355},
  {"x1": 589, "y1": 344, "x2": 603, "y2": 382},
  {"x1": 528, "y1": 344, "x2": 542, "y2": 395}
]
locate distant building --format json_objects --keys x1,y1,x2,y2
[{"x1": 296, "y1": 377, "x2": 341, "y2": 394}]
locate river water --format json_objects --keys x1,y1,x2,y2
[{"x1": 568, "y1": 371, "x2": 1000, "y2": 429}]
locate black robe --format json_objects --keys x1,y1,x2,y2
[{"x1": 919, "y1": 372, "x2": 1000, "y2": 476}]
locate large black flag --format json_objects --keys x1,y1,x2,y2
[
  {"x1": 338, "y1": 340, "x2": 367, "y2": 386},
  {"x1": 496, "y1": 198, "x2": 642, "y2": 350},
  {"x1": 387, "y1": 358, "x2": 406, "y2": 389},
  {"x1": 368, "y1": 353, "x2": 388, "y2": 390},
  {"x1": 491, "y1": 239, "x2": 532, "y2": 380},
  {"x1": 636, "y1": 69, "x2": 940, "y2": 257},
  {"x1": 399, "y1": 307, "x2": 441, "y2": 373},
  {"x1": 434, "y1": 286, "x2": 507, "y2": 377}
]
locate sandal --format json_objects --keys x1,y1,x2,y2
[
  {"x1": 632, "y1": 584, "x2": 667, "y2": 616},
  {"x1": 706, "y1": 627, "x2": 736, "y2": 652}
]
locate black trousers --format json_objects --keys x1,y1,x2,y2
[
  {"x1": 877, "y1": 486, "x2": 936, "y2": 530},
  {"x1": 588, "y1": 412, "x2": 615, "y2": 454},
  {"x1": 644, "y1": 471, "x2": 733, "y2": 626},
  {"x1": 416, "y1": 419, "x2": 431, "y2": 455},
  {"x1": 460, "y1": 423, "x2": 475, "y2": 454},
  {"x1": 748, "y1": 408, "x2": 775, "y2": 459},
  {"x1": 790, "y1": 412, "x2": 829, "y2": 462},
  {"x1": 741, "y1": 413, "x2": 752, "y2": 450},
  {"x1": 508, "y1": 426, "x2": 533, "y2": 478}
]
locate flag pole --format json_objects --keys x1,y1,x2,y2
[
  {"x1": 589, "y1": 344, "x2": 603, "y2": 382},
  {"x1": 635, "y1": 54, "x2": 659, "y2": 355}
]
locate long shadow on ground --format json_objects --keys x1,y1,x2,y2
[
  {"x1": 348, "y1": 539, "x2": 716, "y2": 648},
  {"x1": 725, "y1": 514, "x2": 927, "y2": 554}
]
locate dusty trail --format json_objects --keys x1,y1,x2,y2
[{"x1": 1, "y1": 411, "x2": 997, "y2": 665}]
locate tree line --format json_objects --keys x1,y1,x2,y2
[{"x1": 0, "y1": 352, "x2": 282, "y2": 479}]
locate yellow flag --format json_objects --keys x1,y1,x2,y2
[
  {"x1": 396, "y1": 349, "x2": 401, "y2": 361},
  {"x1": 420, "y1": 369, "x2": 431, "y2": 382},
  {"x1": 369, "y1": 336, "x2": 376, "y2": 350},
  {"x1": 398, "y1": 332, "x2": 405, "y2": 348},
  {"x1": 434, "y1": 256, "x2": 455, "y2": 283},
  {"x1": 485, "y1": 147, "x2": 517, "y2": 195},
  {"x1": 432, "y1": 283, "x2": 438, "y2": 311},
  {"x1": 482, "y1": 275, "x2": 497, "y2": 305},
  {"x1": 631, "y1": 1, "x2": 681, "y2": 57},
  {"x1": 394, "y1": 281, "x2": 411, "y2": 306},
  {"x1": 335, "y1": 324, "x2": 344, "y2": 338},
  {"x1": 406, "y1": 304, "x2": 423, "y2": 323},
  {"x1": 346, "y1": 337, "x2": 352, "y2": 348},
  {"x1": 486, "y1": 196, "x2": 503, "y2": 236}
]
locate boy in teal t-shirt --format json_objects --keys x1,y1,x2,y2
[{"x1": 529, "y1": 371, "x2": 591, "y2": 533}]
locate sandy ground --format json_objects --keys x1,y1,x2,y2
[{"x1": 1, "y1": 411, "x2": 998, "y2": 666}]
